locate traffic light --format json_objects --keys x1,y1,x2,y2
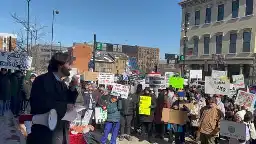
[{"x1": 179, "y1": 55, "x2": 185, "y2": 61}]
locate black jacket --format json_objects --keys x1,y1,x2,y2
[
  {"x1": 0, "y1": 74, "x2": 11, "y2": 100},
  {"x1": 120, "y1": 94, "x2": 137, "y2": 115},
  {"x1": 27, "y1": 72, "x2": 78, "y2": 144}
]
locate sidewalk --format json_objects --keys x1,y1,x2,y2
[{"x1": 0, "y1": 112, "x2": 25, "y2": 144}]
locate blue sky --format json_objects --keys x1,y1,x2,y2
[{"x1": 1, "y1": 0, "x2": 182, "y2": 58}]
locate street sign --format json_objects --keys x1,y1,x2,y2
[{"x1": 97, "y1": 43, "x2": 103, "y2": 50}]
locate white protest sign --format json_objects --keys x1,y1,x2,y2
[
  {"x1": 235, "y1": 90, "x2": 256, "y2": 109},
  {"x1": 0, "y1": 51, "x2": 32, "y2": 70},
  {"x1": 111, "y1": 83, "x2": 129, "y2": 99},
  {"x1": 205, "y1": 76, "x2": 230, "y2": 95},
  {"x1": 189, "y1": 70, "x2": 202, "y2": 79},
  {"x1": 98, "y1": 73, "x2": 114, "y2": 85},
  {"x1": 149, "y1": 76, "x2": 166, "y2": 89},
  {"x1": 220, "y1": 120, "x2": 246, "y2": 140},
  {"x1": 229, "y1": 84, "x2": 237, "y2": 98},
  {"x1": 165, "y1": 72, "x2": 174, "y2": 87},
  {"x1": 211, "y1": 70, "x2": 227, "y2": 78},
  {"x1": 95, "y1": 107, "x2": 107, "y2": 124},
  {"x1": 232, "y1": 74, "x2": 245, "y2": 89}
]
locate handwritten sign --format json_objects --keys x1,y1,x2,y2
[
  {"x1": 139, "y1": 96, "x2": 151, "y2": 115},
  {"x1": 235, "y1": 90, "x2": 256, "y2": 109},
  {"x1": 189, "y1": 70, "x2": 202, "y2": 79},
  {"x1": 111, "y1": 83, "x2": 129, "y2": 99},
  {"x1": 95, "y1": 107, "x2": 107, "y2": 124},
  {"x1": 212, "y1": 70, "x2": 227, "y2": 78},
  {"x1": 205, "y1": 76, "x2": 230, "y2": 95},
  {"x1": 229, "y1": 84, "x2": 237, "y2": 98},
  {"x1": 232, "y1": 75, "x2": 245, "y2": 89},
  {"x1": 98, "y1": 73, "x2": 114, "y2": 85},
  {"x1": 169, "y1": 76, "x2": 184, "y2": 89},
  {"x1": 220, "y1": 120, "x2": 246, "y2": 140}
]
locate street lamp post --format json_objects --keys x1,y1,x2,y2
[
  {"x1": 50, "y1": 10, "x2": 59, "y2": 58},
  {"x1": 26, "y1": 0, "x2": 31, "y2": 54},
  {"x1": 58, "y1": 41, "x2": 62, "y2": 52}
]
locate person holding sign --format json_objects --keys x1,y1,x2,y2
[{"x1": 138, "y1": 88, "x2": 157, "y2": 143}]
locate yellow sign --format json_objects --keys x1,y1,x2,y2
[{"x1": 139, "y1": 96, "x2": 151, "y2": 115}]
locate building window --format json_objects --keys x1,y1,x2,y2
[
  {"x1": 246, "y1": 0, "x2": 253, "y2": 16},
  {"x1": 184, "y1": 12, "x2": 190, "y2": 24},
  {"x1": 195, "y1": 10, "x2": 200, "y2": 25},
  {"x1": 232, "y1": 0, "x2": 239, "y2": 18},
  {"x1": 205, "y1": 7, "x2": 211, "y2": 23},
  {"x1": 217, "y1": 4, "x2": 224, "y2": 21},
  {"x1": 216, "y1": 35, "x2": 223, "y2": 54},
  {"x1": 204, "y1": 35, "x2": 210, "y2": 55},
  {"x1": 243, "y1": 31, "x2": 251, "y2": 52},
  {"x1": 229, "y1": 33, "x2": 237, "y2": 53},
  {"x1": 193, "y1": 37, "x2": 199, "y2": 56},
  {"x1": 3, "y1": 38, "x2": 6, "y2": 44}
]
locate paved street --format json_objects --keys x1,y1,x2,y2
[{"x1": 0, "y1": 112, "x2": 25, "y2": 144}]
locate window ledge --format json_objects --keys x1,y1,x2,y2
[{"x1": 202, "y1": 54, "x2": 210, "y2": 56}]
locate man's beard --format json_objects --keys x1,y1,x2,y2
[{"x1": 61, "y1": 67, "x2": 70, "y2": 77}]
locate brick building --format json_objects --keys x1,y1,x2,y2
[
  {"x1": 0, "y1": 33, "x2": 17, "y2": 51},
  {"x1": 69, "y1": 43, "x2": 92, "y2": 73}
]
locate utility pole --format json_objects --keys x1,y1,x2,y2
[
  {"x1": 27, "y1": 0, "x2": 31, "y2": 54},
  {"x1": 182, "y1": 12, "x2": 189, "y2": 77},
  {"x1": 93, "y1": 34, "x2": 96, "y2": 72}
]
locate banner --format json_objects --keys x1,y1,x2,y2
[
  {"x1": 189, "y1": 70, "x2": 202, "y2": 79},
  {"x1": 232, "y1": 74, "x2": 245, "y2": 89},
  {"x1": 95, "y1": 107, "x2": 107, "y2": 124},
  {"x1": 205, "y1": 76, "x2": 230, "y2": 95},
  {"x1": 111, "y1": 83, "x2": 129, "y2": 99},
  {"x1": 98, "y1": 73, "x2": 114, "y2": 85},
  {"x1": 139, "y1": 96, "x2": 151, "y2": 115},
  {"x1": 0, "y1": 51, "x2": 32, "y2": 70},
  {"x1": 169, "y1": 76, "x2": 184, "y2": 89},
  {"x1": 235, "y1": 90, "x2": 256, "y2": 109},
  {"x1": 211, "y1": 70, "x2": 227, "y2": 78},
  {"x1": 220, "y1": 120, "x2": 246, "y2": 140}
]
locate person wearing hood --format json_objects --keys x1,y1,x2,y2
[
  {"x1": 101, "y1": 95, "x2": 122, "y2": 144},
  {"x1": 138, "y1": 87, "x2": 157, "y2": 143},
  {"x1": 119, "y1": 86, "x2": 137, "y2": 141}
]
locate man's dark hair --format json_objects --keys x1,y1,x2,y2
[{"x1": 48, "y1": 52, "x2": 71, "y2": 72}]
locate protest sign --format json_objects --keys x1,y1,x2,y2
[
  {"x1": 212, "y1": 70, "x2": 227, "y2": 78},
  {"x1": 98, "y1": 73, "x2": 114, "y2": 85},
  {"x1": 232, "y1": 74, "x2": 245, "y2": 89},
  {"x1": 161, "y1": 108, "x2": 188, "y2": 125},
  {"x1": 229, "y1": 84, "x2": 237, "y2": 98},
  {"x1": 149, "y1": 76, "x2": 166, "y2": 89},
  {"x1": 139, "y1": 96, "x2": 151, "y2": 115},
  {"x1": 84, "y1": 72, "x2": 99, "y2": 81},
  {"x1": 169, "y1": 76, "x2": 184, "y2": 89},
  {"x1": 0, "y1": 51, "x2": 32, "y2": 70},
  {"x1": 220, "y1": 120, "x2": 246, "y2": 140},
  {"x1": 165, "y1": 72, "x2": 174, "y2": 87},
  {"x1": 235, "y1": 90, "x2": 256, "y2": 109},
  {"x1": 205, "y1": 76, "x2": 230, "y2": 95},
  {"x1": 95, "y1": 107, "x2": 107, "y2": 124},
  {"x1": 189, "y1": 70, "x2": 202, "y2": 79},
  {"x1": 111, "y1": 83, "x2": 129, "y2": 99}
]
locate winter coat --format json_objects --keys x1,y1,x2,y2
[
  {"x1": 154, "y1": 93, "x2": 170, "y2": 124},
  {"x1": 106, "y1": 99, "x2": 122, "y2": 122},
  {"x1": 120, "y1": 94, "x2": 137, "y2": 116},
  {"x1": 139, "y1": 94, "x2": 157, "y2": 122},
  {"x1": 23, "y1": 80, "x2": 33, "y2": 100},
  {"x1": 9, "y1": 74, "x2": 19, "y2": 97},
  {"x1": 0, "y1": 74, "x2": 11, "y2": 100}
]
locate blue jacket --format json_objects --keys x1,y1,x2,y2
[{"x1": 106, "y1": 99, "x2": 122, "y2": 122}]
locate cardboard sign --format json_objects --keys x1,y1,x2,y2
[
  {"x1": 139, "y1": 96, "x2": 151, "y2": 115},
  {"x1": 220, "y1": 120, "x2": 246, "y2": 140},
  {"x1": 98, "y1": 73, "x2": 114, "y2": 85},
  {"x1": 205, "y1": 76, "x2": 230, "y2": 95},
  {"x1": 232, "y1": 74, "x2": 245, "y2": 89},
  {"x1": 189, "y1": 70, "x2": 202, "y2": 79},
  {"x1": 212, "y1": 70, "x2": 227, "y2": 78},
  {"x1": 235, "y1": 90, "x2": 256, "y2": 109},
  {"x1": 161, "y1": 108, "x2": 188, "y2": 125},
  {"x1": 179, "y1": 103, "x2": 194, "y2": 110},
  {"x1": 84, "y1": 72, "x2": 99, "y2": 81},
  {"x1": 94, "y1": 107, "x2": 107, "y2": 124},
  {"x1": 111, "y1": 83, "x2": 129, "y2": 99}
]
